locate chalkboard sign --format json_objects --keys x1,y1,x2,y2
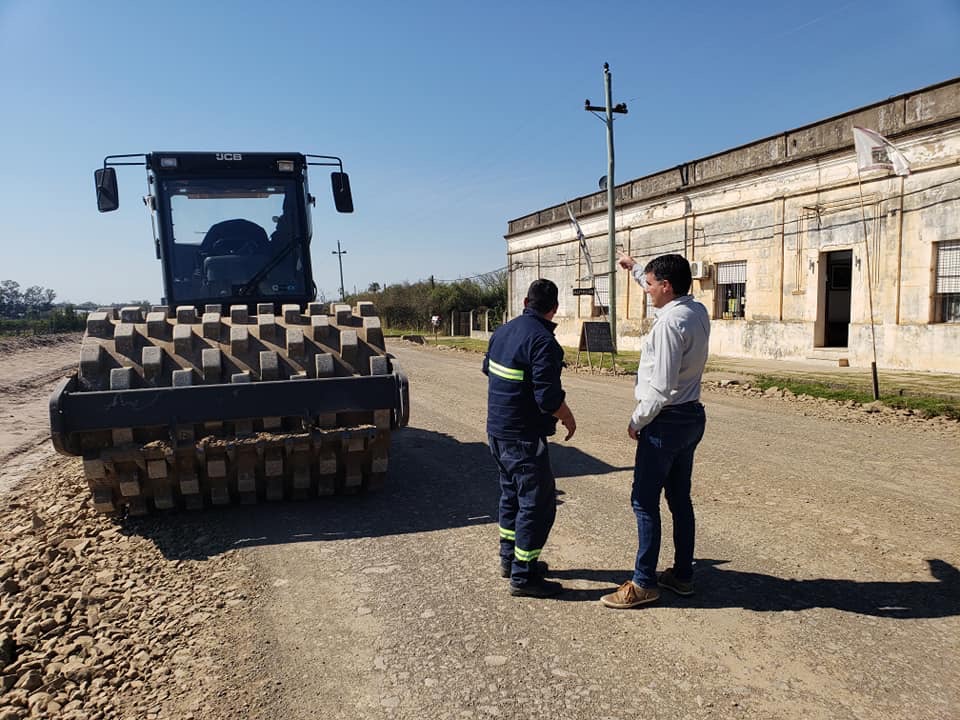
[{"x1": 578, "y1": 321, "x2": 615, "y2": 353}]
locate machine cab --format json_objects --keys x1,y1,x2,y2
[{"x1": 95, "y1": 151, "x2": 353, "y2": 311}]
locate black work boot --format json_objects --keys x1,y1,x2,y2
[
  {"x1": 509, "y1": 578, "x2": 563, "y2": 598},
  {"x1": 500, "y1": 559, "x2": 549, "y2": 579}
]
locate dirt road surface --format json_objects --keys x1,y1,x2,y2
[
  {"x1": 0, "y1": 336, "x2": 79, "y2": 495},
  {"x1": 1, "y1": 337, "x2": 957, "y2": 720}
]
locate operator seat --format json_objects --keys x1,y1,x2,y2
[
  {"x1": 270, "y1": 193, "x2": 297, "y2": 246},
  {"x1": 200, "y1": 219, "x2": 270, "y2": 257},
  {"x1": 199, "y1": 219, "x2": 271, "y2": 294}
]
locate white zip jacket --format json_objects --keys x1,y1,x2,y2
[{"x1": 630, "y1": 294, "x2": 711, "y2": 431}]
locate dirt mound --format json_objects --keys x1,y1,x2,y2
[{"x1": 0, "y1": 334, "x2": 82, "y2": 356}]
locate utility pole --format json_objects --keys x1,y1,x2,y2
[
  {"x1": 331, "y1": 239, "x2": 347, "y2": 300},
  {"x1": 585, "y1": 62, "x2": 627, "y2": 349}
]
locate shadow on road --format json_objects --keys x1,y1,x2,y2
[
  {"x1": 120, "y1": 427, "x2": 621, "y2": 561},
  {"x1": 549, "y1": 443, "x2": 633, "y2": 479},
  {"x1": 549, "y1": 558, "x2": 960, "y2": 619}
]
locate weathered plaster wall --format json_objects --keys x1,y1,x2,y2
[{"x1": 505, "y1": 78, "x2": 960, "y2": 373}]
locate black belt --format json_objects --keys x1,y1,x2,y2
[{"x1": 659, "y1": 401, "x2": 702, "y2": 413}]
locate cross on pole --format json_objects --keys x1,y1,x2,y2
[{"x1": 331, "y1": 239, "x2": 347, "y2": 300}]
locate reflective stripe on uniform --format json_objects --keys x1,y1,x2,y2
[
  {"x1": 488, "y1": 360, "x2": 524, "y2": 382},
  {"x1": 514, "y1": 546, "x2": 542, "y2": 562},
  {"x1": 499, "y1": 526, "x2": 516, "y2": 541}
]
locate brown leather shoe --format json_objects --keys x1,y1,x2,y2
[{"x1": 600, "y1": 580, "x2": 660, "y2": 609}]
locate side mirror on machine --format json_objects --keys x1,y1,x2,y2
[
  {"x1": 95, "y1": 167, "x2": 119, "y2": 212},
  {"x1": 331, "y1": 172, "x2": 354, "y2": 214}
]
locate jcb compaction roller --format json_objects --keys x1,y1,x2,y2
[{"x1": 49, "y1": 152, "x2": 409, "y2": 514}]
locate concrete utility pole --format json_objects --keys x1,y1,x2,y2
[
  {"x1": 585, "y1": 63, "x2": 627, "y2": 349},
  {"x1": 331, "y1": 239, "x2": 347, "y2": 300}
]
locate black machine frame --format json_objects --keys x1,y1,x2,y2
[
  {"x1": 49, "y1": 370, "x2": 410, "y2": 456},
  {"x1": 96, "y1": 151, "x2": 353, "y2": 312}
]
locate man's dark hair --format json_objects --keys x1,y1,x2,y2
[
  {"x1": 643, "y1": 254, "x2": 692, "y2": 296},
  {"x1": 526, "y1": 278, "x2": 559, "y2": 313}
]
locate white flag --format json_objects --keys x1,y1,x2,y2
[{"x1": 853, "y1": 126, "x2": 910, "y2": 176}]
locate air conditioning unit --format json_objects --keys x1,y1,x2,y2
[{"x1": 690, "y1": 261, "x2": 711, "y2": 279}]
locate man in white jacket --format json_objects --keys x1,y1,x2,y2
[{"x1": 601, "y1": 253, "x2": 711, "y2": 609}]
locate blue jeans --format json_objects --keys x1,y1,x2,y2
[
  {"x1": 631, "y1": 403, "x2": 706, "y2": 588},
  {"x1": 489, "y1": 435, "x2": 556, "y2": 585}
]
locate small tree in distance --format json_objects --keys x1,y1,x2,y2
[{"x1": 343, "y1": 269, "x2": 506, "y2": 333}]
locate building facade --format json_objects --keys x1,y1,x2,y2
[{"x1": 504, "y1": 78, "x2": 960, "y2": 373}]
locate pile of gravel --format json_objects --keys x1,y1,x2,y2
[
  {"x1": 703, "y1": 379, "x2": 959, "y2": 433},
  {"x1": 0, "y1": 458, "x2": 251, "y2": 720}
]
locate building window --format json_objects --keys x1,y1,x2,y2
[
  {"x1": 935, "y1": 240, "x2": 960, "y2": 323},
  {"x1": 715, "y1": 261, "x2": 747, "y2": 319},
  {"x1": 593, "y1": 274, "x2": 609, "y2": 316}
]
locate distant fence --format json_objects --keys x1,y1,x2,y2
[
  {"x1": 467, "y1": 309, "x2": 507, "y2": 340},
  {"x1": 443, "y1": 309, "x2": 507, "y2": 339},
  {"x1": 449, "y1": 311, "x2": 471, "y2": 337}
]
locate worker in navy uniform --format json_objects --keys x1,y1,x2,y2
[{"x1": 483, "y1": 279, "x2": 576, "y2": 598}]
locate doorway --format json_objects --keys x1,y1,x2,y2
[{"x1": 822, "y1": 250, "x2": 852, "y2": 347}]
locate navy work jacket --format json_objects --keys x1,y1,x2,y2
[{"x1": 483, "y1": 308, "x2": 566, "y2": 440}]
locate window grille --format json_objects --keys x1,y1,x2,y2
[
  {"x1": 715, "y1": 260, "x2": 747, "y2": 319},
  {"x1": 935, "y1": 240, "x2": 960, "y2": 323},
  {"x1": 593, "y1": 274, "x2": 609, "y2": 315}
]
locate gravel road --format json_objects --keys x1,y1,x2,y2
[{"x1": 1, "y1": 336, "x2": 957, "y2": 720}]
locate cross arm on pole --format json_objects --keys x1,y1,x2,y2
[{"x1": 584, "y1": 99, "x2": 628, "y2": 114}]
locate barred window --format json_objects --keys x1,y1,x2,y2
[
  {"x1": 715, "y1": 260, "x2": 747, "y2": 319},
  {"x1": 935, "y1": 240, "x2": 960, "y2": 323},
  {"x1": 593, "y1": 274, "x2": 609, "y2": 316}
]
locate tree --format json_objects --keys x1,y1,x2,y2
[
  {"x1": 21, "y1": 285, "x2": 57, "y2": 313},
  {"x1": 367, "y1": 282, "x2": 381, "y2": 293},
  {"x1": 0, "y1": 280, "x2": 21, "y2": 316}
]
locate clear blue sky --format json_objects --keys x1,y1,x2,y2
[{"x1": 1, "y1": 0, "x2": 957, "y2": 304}]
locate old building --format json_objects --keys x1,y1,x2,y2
[{"x1": 504, "y1": 77, "x2": 960, "y2": 373}]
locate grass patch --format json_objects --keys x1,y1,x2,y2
[
  {"x1": 412, "y1": 338, "x2": 957, "y2": 419},
  {"x1": 431, "y1": 336, "x2": 640, "y2": 374},
  {"x1": 749, "y1": 374, "x2": 960, "y2": 420},
  {"x1": 434, "y1": 337, "x2": 488, "y2": 353},
  {"x1": 562, "y1": 347, "x2": 639, "y2": 374}
]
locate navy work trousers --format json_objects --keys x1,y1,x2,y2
[
  {"x1": 488, "y1": 435, "x2": 556, "y2": 586},
  {"x1": 631, "y1": 402, "x2": 706, "y2": 588}
]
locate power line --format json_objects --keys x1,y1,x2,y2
[{"x1": 435, "y1": 266, "x2": 507, "y2": 284}]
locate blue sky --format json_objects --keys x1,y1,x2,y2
[{"x1": 0, "y1": 0, "x2": 957, "y2": 304}]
